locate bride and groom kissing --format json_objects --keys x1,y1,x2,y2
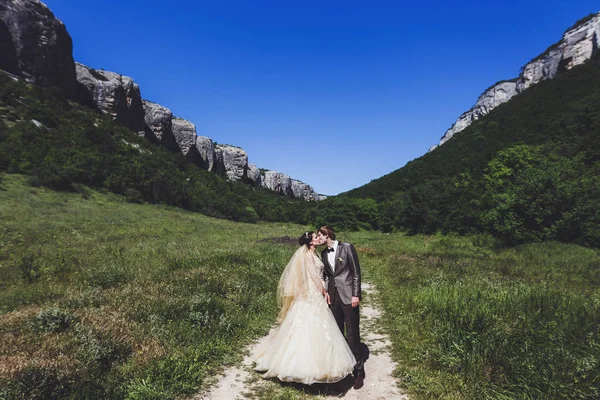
[{"x1": 253, "y1": 226, "x2": 366, "y2": 390}]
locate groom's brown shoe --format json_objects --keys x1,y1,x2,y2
[{"x1": 353, "y1": 373, "x2": 364, "y2": 390}]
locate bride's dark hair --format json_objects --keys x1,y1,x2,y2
[{"x1": 298, "y1": 231, "x2": 313, "y2": 247}]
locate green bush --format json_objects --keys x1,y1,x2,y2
[{"x1": 28, "y1": 308, "x2": 78, "y2": 333}]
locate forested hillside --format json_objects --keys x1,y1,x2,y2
[
  {"x1": 331, "y1": 53, "x2": 600, "y2": 246},
  {"x1": 0, "y1": 72, "x2": 312, "y2": 224}
]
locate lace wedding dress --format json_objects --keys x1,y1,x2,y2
[{"x1": 253, "y1": 246, "x2": 355, "y2": 384}]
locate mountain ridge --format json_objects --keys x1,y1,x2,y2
[
  {"x1": 0, "y1": 0, "x2": 323, "y2": 201},
  {"x1": 432, "y1": 11, "x2": 600, "y2": 149}
]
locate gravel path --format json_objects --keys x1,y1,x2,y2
[{"x1": 194, "y1": 282, "x2": 408, "y2": 399}]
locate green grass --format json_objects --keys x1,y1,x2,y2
[
  {"x1": 0, "y1": 174, "x2": 304, "y2": 399},
  {"x1": 1, "y1": 173, "x2": 599, "y2": 399},
  {"x1": 342, "y1": 231, "x2": 600, "y2": 399}
]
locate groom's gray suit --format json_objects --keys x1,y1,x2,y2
[
  {"x1": 322, "y1": 242, "x2": 362, "y2": 304},
  {"x1": 321, "y1": 241, "x2": 364, "y2": 377}
]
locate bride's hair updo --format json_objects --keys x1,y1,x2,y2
[{"x1": 298, "y1": 231, "x2": 313, "y2": 247}]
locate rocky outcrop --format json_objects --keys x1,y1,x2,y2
[
  {"x1": 261, "y1": 171, "x2": 293, "y2": 197},
  {"x1": 258, "y1": 170, "x2": 322, "y2": 200},
  {"x1": 215, "y1": 144, "x2": 248, "y2": 181},
  {"x1": 246, "y1": 164, "x2": 261, "y2": 186},
  {"x1": 437, "y1": 12, "x2": 600, "y2": 147},
  {"x1": 0, "y1": 0, "x2": 76, "y2": 97},
  {"x1": 517, "y1": 14, "x2": 600, "y2": 92},
  {"x1": 172, "y1": 117, "x2": 198, "y2": 157},
  {"x1": 75, "y1": 62, "x2": 145, "y2": 134},
  {"x1": 142, "y1": 100, "x2": 178, "y2": 152},
  {"x1": 439, "y1": 81, "x2": 517, "y2": 145},
  {"x1": 0, "y1": 0, "x2": 323, "y2": 201},
  {"x1": 291, "y1": 179, "x2": 319, "y2": 201},
  {"x1": 195, "y1": 136, "x2": 217, "y2": 172}
]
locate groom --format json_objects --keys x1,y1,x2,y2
[{"x1": 317, "y1": 225, "x2": 365, "y2": 390}]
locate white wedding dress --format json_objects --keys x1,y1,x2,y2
[{"x1": 253, "y1": 247, "x2": 355, "y2": 384}]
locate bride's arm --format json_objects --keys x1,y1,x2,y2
[{"x1": 306, "y1": 254, "x2": 326, "y2": 296}]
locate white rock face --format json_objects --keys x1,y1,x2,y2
[
  {"x1": 436, "y1": 12, "x2": 600, "y2": 147},
  {"x1": 291, "y1": 179, "x2": 319, "y2": 201},
  {"x1": 246, "y1": 164, "x2": 261, "y2": 186},
  {"x1": 439, "y1": 81, "x2": 517, "y2": 145},
  {"x1": 261, "y1": 171, "x2": 293, "y2": 197},
  {"x1": 517, "y1": 14, "x2": 600, "y2": 92},
  {"x1": 171, "y1": 117, "x2": 197, "y2": 156},
  {"x1": 258, "y1": 171, "x2": 322, "y2": 200},
  {"x1": 195, "y1": 136, "x2": 216, "y2": 172},
  {"x1": 142, "y1": 100, "x2": 180, "y2": 151},
  {"x1": 75, "y1": 62, "x2": 145, "y2": 134},
  {"x1": 215, "y1": 144, "x2": 248, "y2": 181}
]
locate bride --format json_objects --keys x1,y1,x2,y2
[{"x1": 253, "y1": 231, "x2": 355, "y2": 384}]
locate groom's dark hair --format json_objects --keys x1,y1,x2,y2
[{"x1": 318, "y1": 225, "x2": 336, "y2": 240}]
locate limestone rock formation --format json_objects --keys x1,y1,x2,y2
[
  {"x1": 215, "y1": 144, "x2": 248, "y2": 181},
  {"x1": 259, "y1": 170, "x2": 322, "y2": 200},
  {"x1": 0, "y1": 0, "x2": 324, "y2": 201},
  {"x1": 142, "y1": 100, "x2": 178, "y2": 152},
  {"x1": 195, "y1": 136, "x2": 217, "y2": 172},
  {"x1": 75, "y1": 62, "x2": 145, "y2": 134},
  {"x1": 246, "y1": 164, "x2": 261, "y2": 186},
  {"x1": 172, "y1": 117, "x2": 198, "y2": 157},
  {"x1": 261, "y1": 171, "x2": 293, "y2": 197},
  {"x1": 517, "y1": 14, "x2": 600, "y2": 92},
  {"x1": 291, "y1": 179, "x2": 318, "y2": 201},
  {"x1": 0, "y1": 0, "x2": 76, "y2": 97},
  {"x1": 439, "y1": 81, "x2": 517, "y2": 145},
  {"x1": 437, "y1": 12, "x2": 600, "y2": 147}
]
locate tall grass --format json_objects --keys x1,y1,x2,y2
[
  {"x1": 2, "y1": 174, "x2": 599, "y2": 399},
  {"x1": 344, "y1": 231, "x2": 600, "y2": 399},
  {"x1": 0, "y1": 174, "x2": 303, "y2": 399}
]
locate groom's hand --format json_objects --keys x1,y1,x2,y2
[{"x1": 351, "y1": 296, "x2": 360, "y2": 308}]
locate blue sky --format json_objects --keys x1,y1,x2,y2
[{"x1": 44, "y1": 0, "x2": 599, "y2": 195}]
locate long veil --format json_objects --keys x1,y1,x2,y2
[{"x1": 276, "y1": 245, "x2": 310, "y2": 324}]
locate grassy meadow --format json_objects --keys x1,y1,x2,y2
[
  {"x1": 343, "y1": 232, "x2": 600, "y2": 399},
  {"x1": 0, "y1": 174, "x2": 299, "y2": 399},
  {"x1": 1, "y1": 173, "x2": 599, "y2": 399}
]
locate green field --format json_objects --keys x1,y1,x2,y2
[{"x1": 1, "y1": 174, "x2": 599, "y2": 399}]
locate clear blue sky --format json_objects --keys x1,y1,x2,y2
[{"x1": 44, "y1": 0, "x2": 599, "y2": 195}]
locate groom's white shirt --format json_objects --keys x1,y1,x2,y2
[{"x1": 327, "y1": 240, "x2": 339, "y2": 273}]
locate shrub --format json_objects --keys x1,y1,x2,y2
[{"x1": 28, "y1": 308, "x2": 78, "y2": 333}]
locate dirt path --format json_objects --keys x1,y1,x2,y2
[{"x1": 193, "y1": 282, "x2": 408, "y2": 399}]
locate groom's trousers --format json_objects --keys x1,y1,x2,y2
[{"x1": 329, "y1": 286, "x2": 365, "y2": 376}]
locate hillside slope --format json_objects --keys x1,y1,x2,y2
[
  {"x1": 342, "y1": 53, "x2": 600, "y2": 246},
  {"x1": 0, "y1": 71, "x2": 312, "y2": 224}
]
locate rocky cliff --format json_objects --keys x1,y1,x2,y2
[
  {"x1": 0, "y1": 1, "x2": 323, "y2": 201},
  {"x1": 142, "y1": 100, "x2": 179, "y2": 152},
  {"x1": 0, "y1": 0, "x2": 76, "y2": 98},
  {"x1": 215, "y1": 144, "x2": 248, "y2": 182},
  {"x1": 436, "y1": 12, "x2": 600, "y2": 147},
  {"x1": 75, "y1": 62, "x2": 145, "y2": 135},
  {"x1": 261, "y1": 171, "x2": 293, "y2": 197},
  {"x1": 195, "y1": 136, "x2": 217, "y2": 172}
]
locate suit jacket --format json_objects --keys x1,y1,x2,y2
[{"x1": 321, "y1": 241, "x2": 362, "y2": 305}]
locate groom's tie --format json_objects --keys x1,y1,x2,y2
[{"x1": 327, "y1": 247, "x2": 335, "y2": 273}]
